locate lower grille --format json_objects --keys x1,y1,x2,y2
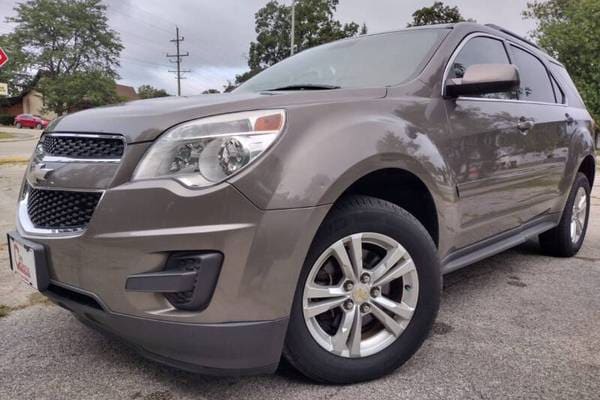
[{"x1": 27, "y1": 188, "x2": 102, "y2": 230}]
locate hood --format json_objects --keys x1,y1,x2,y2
[{"x1": 48, "y1": 88, "x2": 386, "y2": 143}]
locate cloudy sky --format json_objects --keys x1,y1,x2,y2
[{"x1": 0, "y1": 0, "x2": 538, "y2": 95}]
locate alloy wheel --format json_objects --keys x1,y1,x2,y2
[
  {"x1": 302, "y1": 232, "x2": 419, "y2": 358},
  {"x1": 570, "y1": 186, "x2": 587, "y2": 244}
]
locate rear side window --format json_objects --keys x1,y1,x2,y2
[
  {"x1": 509, "y1": 45, "x2": 555, "y2": 103},
  {"x1": 550, "y1": 74, "x2": 565, "y2": 104},
  {"x1": 549, "y1": 63, "x2": 586, "y2": 108},
  {"x1": 449, "y1": 36, "x2": 516, "y2": 99}
]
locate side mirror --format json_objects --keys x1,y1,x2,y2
[{"x1": 445, "y1": 64, "x2": 520, "y2": 98}]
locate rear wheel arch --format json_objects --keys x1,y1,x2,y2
[{"x1": 578, "y1": 154, "x2": 596, "y2": 187}]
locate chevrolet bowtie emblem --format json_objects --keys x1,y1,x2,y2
[{"x1": 30, "y1": 163, "x2": 54, "y2": 184}]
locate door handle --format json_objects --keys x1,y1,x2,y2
[
  {"x1": 517, "y1": 117, "x2": 535, "y2": 132},
  {"x1": 565, "y1": 113, "x2": 575, "y2": 124}
]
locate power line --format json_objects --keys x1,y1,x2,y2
[
  {"x1": 167, "y1": 26, "x2": 190, "y2": 96},
  {"x1": 121, "y1": 55, "x2": 169, "y2": 69},
  {"x1": 107, "y1": 3, "x2": 174, "y2": 35},
  {"x1": 134, "y1": 4, "x2": 180, "y2": 32}
]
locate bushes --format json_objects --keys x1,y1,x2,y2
[{"x1": 0, "y1": 114, "x2": 15, "y2": 126}]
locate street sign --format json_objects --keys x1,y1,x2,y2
[
  {"x1": 0, "y1": 48, "x2": 8, "y2": 68},
  {"x1": 0, "y1": 83, "x2": 8, "y2": 96}
]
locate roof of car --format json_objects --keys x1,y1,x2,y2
[
  {"x1": 371, "y1": 22, "x2": 564, "y2": 68},
  {"x1": 448, "y1": 22, "x2": 564, "y2": 67}
]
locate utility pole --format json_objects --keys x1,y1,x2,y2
[
  {"x1": 167, "y1": 26, "x2": 190, "y2": 96},
  {"x1": 290, "y1": 0, "x2": 296, "y2": 56}
]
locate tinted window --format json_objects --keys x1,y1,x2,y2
[
  {"x1": 549, "y1": 63, "x2": 585, "y2": 108},
  {"x1": 510, "y1": 46, "x2": 555, "y2": 103},
  {"x1": 449, "y1": 36, "x2": 515, "y2": 99},
  {"x1": 235, "y1": 29, "x2": 448, "y2": 93}
]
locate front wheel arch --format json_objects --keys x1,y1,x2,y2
[{"x1": 330, "y1": 167, "x2": 440, "y2": 247}]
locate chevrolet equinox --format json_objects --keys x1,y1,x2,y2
[{"x1": 8, "y1": 23, "x2": 596, "y2": 383}]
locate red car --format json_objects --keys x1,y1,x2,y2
[{"x1": 14, "y1": 114, "x2": 50, "y2": 129}]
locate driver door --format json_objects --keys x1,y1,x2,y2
[{"x1": 443, "y1": 35, "x2": 540, "y2": 248}]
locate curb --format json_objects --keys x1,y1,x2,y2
[
  {"x1": 0, "y1": 156, "x2": 30, "y2": 164},
  {"x1": 0, "y1": 135, "x2": 36, "y2": 143}
]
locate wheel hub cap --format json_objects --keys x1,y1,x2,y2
[{"x1": 352, "y1": 285, "x2": 370, "y2": 304}]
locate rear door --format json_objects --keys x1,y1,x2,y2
[{"x1": 504, "y1": 44, "x2": 571, "y2": 218}]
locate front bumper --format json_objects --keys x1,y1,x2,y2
[
  {"x1": 45, "y1": 281, "x2": 288, "y2": 375},
  {"x1": 16, "y1": 178, "x2": 330, "y2": 373},
  {"x1": 17, "y1": 179, "x2": 329, "y2": 323}
]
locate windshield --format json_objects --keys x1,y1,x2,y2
[{"x1": 235, "y1": 28, "x2": 449, "y2": 93}]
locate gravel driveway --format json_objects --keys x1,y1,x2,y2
[{"x1": 1, "y1": 162, "x2": 599, "y2": 400}]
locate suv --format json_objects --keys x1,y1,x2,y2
[
  {"x1": 7, "y1": 23, "x2": 595, "y2": 383},
  {"x1": 14, "y1": 114, "x2": 50, "y2": 130}
]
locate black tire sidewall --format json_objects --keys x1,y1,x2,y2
[
  {"x1": 284, "y1": 197, "x2": 441, "y2": 384},
  {"x1": 561, "y1": 173, "x2": 591, "y2": 253},
  {"x1": 540, "y1": 173, "x2": 592, "y2": 257}
]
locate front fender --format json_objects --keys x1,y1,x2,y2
[{"x1": 231, "y1": 98, "x2": 457, "y2": 210}]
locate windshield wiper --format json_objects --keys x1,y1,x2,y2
[{"x1": 265, "y1": 84, "x2": 341, "y2": 91}]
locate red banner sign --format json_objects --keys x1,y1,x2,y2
[{"x1": 0, "y1": 48, "x2": 8, "y2": 68}]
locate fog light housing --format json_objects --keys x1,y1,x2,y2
[{"x1": 126, "y1": 252, "x2": 223, "y2": 311}]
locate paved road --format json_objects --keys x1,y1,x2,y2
[
  {"x1": 0, "y1": 163, "x2": 599, "y2": 400},
  {"x1": 0, "y1": 126, "x2": 42, "y2": 161}
]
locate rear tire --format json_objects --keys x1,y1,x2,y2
[
  {"x1": 539, "y1": 172, "x2": 591, "y2": 257},
  {"x1": 283, "y1": 195, "x2": 441, "y2": 384},
  {"x1": 15, "y1": 122, "x2": 22, "y2": 129}
]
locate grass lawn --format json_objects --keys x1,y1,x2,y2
[{"x1": 0, "y1": 132, "x2": 15, "y2": 140}]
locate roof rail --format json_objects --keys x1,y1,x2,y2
[{"x1": 485, "y1": 24, "x2": 540, "y2": 49}]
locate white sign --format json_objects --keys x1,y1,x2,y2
[{"x1": 0, "y1": 83, "x2": 7, "y2": 96}]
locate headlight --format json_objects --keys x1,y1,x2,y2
[{"x1": 133, "y1": 110, "x2": 285, "y2": 187}]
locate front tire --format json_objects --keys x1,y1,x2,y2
[
  {"x1": 539, "y1": 172, "x2": 591, "y2": 257},
  {"x1": 283, "y1": 195, "x2": 441, "y2": 384}
]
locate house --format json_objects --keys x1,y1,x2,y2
[
  {"x1": 0, "y1": 88, "x2": 57, "y2": 120},
  {"x1": 116, "y1": 84, "x2": 139, "y2": 101},
  {"x1": 0, "y1": 83, "x2": 138, "y2": 120}
]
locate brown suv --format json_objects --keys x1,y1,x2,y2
[{"x1": 7, "y1": 23, "x2": 595, "y2": 383}]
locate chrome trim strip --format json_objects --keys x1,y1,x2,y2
[
  {"x1": 25, "y1": 183, "x2": 106, "y2": 193},
  {"x1": 441, "y1": 32, "x2": 569, "y2": 107},
  {"x1": 451, "y1": 97, "x2": 570, "y2": 107},
  {"x1": 45, "y1": 133, "x2": 124, "y2": 141},
  {"x1": 40, "y1": 156, "x2": 121, "y2": 164}
]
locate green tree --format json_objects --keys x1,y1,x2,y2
[
  {"x1": 223, "y1": 81, "x2": 237, "y2": 93},
  {"x1": 236, "y1": 0, "x2": 365, "y2": 85},
  {"x1": 360, "y1": 23, "x2": 368, "y2": 35},
  {"x1": 38, "y1": 71, "x2": 119, "y2": 114},
  {"x1": 138, "y1": 84, "x2": 170, "y2": 99},
  {"x1": 407, "y1": 1, "x2": 473, "y2": 27},
  {"x1": 7, "y1": 0, "x2": 122, "y2": 78},
  {"x1": 524, "y1": 0, "x2": 600, "y2": 123},
  {"x1": 5, "y1": 0, "x2": 123, "y2": 113}
]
